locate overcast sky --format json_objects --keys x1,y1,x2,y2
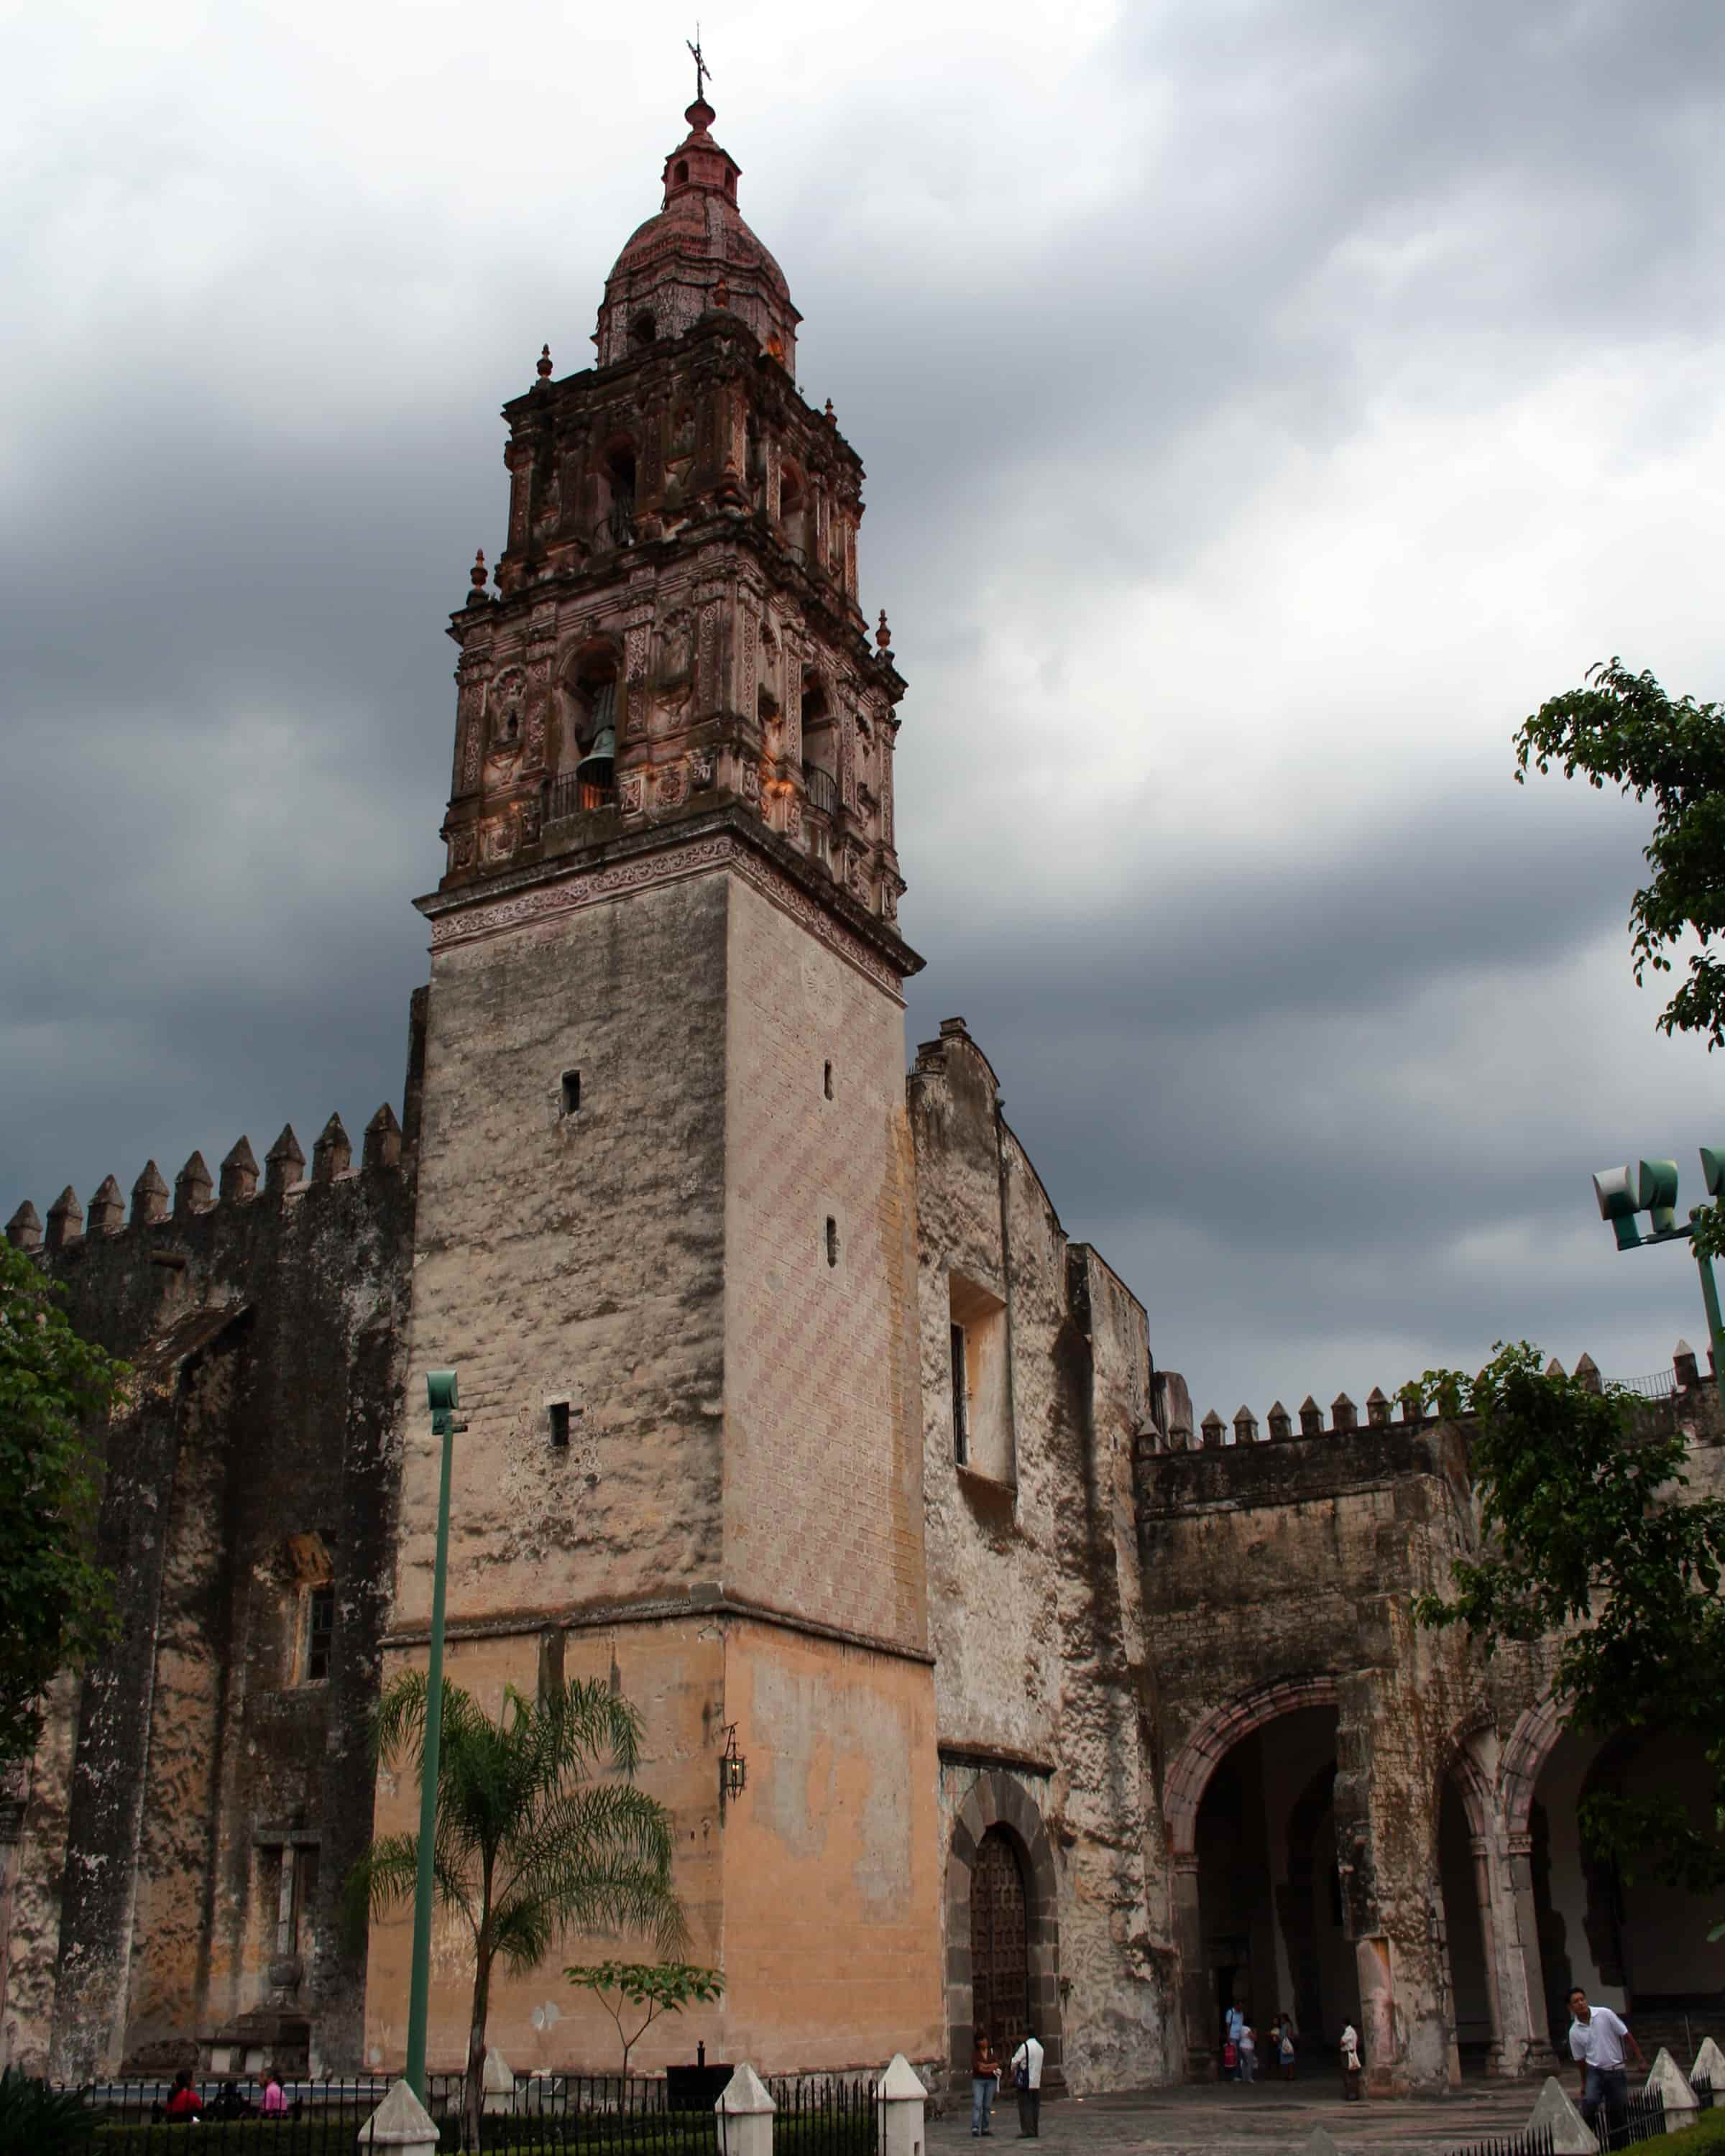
[{"x1": 6, "y1": 0, "x2": 1725, "y2": 1426}]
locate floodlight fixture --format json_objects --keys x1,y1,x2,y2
[{"x1": 1592, "y1": 1165, "x2": 1642, "y2": 1250}]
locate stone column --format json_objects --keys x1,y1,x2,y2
[
  {"x1": 1506, "y1": 1829, "x2": 1550, "y2": 2072},
  {"x1": 1171, "y1": 1853, "x2": 1210, "y2": 2079},
  {"x1": 1470, "y1": 1833, "x2": 1512, "y2": 2074},
  {"x1": 1355, "y1": 1935, "x2": 1395, "y2": 2090}
]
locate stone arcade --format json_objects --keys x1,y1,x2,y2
[{"x1": 3, "y1": 93, "x2": 1722, "y2": 2096}]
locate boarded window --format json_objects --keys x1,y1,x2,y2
[{"x1": 304, "y1": 1584, "x2": 336, "y2": 1683}]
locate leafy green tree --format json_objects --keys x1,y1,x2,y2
[
  {"x1": 0, "y1": 1240, "x2": 125, "y2": 1767},
  {"x1": 1412, "y1": 1342, "x2": 1725, "y2": 1895},
  {"x1": 346, "y1": 1672, "x2": 684, "y2": 2143},
  {"x1": 1515, "y1": 658, "x2": 1725, "y2": 1047},
  {"x1": 563, "y1": 1961, "x2": 725, "y2": 2075}
]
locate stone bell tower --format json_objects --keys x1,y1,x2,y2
[{"x1": 369, "y1": 86, "x2": 944, "y2": 2076}]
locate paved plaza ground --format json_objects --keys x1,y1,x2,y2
[{"x1": 929, "y1": 2076, "x2": 1550, "y2": 2156}]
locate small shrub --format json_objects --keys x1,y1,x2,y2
[{"x1": 0, "y1": 2068, "x2": 98, "y2": 2154}]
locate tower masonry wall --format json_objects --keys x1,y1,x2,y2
[{"x1": 395, "y1": 869, "x2": 731, "y2": 1634}]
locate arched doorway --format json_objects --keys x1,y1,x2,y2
[{"x1": 970, "y1": 1827, "x2": 1031, "y2": 2055}]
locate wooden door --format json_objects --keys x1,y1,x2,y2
[{"x1": 971, "y1": 1827, "x2": 1030, "y2": 2056}]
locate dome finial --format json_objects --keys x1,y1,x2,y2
[
  {"x1": 536, "y1": 343, "x2": 553, "y2": 381},
  {"x1": 685, "y1": 27, "x2": 714, "y2": 129}
]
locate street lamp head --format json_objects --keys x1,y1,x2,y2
[
  {"x1": 428, "y1": 1369, "x2": 460, "y2": 1437},
  {"x1": 1637, "y1": 1158, "x2": 1680, "y2": 1235},
  {"x1": 1701, "y1": 1146, "x2": 1725, "y2": 1200},
  {"x1": 1593, "y1": 1165, "x2": 1643, "y2": 1250}
]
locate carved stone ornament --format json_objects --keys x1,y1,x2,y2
[
  {"x1": 657, "y1": 764, "x2": 687, "y2": 808},
  {"x1": 483, "y1": 815, "x2": 518, "y2": 865},
  {"x1": 487, "y1": 665, "x2": 528, "y2": 768},
  {"x1": 784, "y1": 793, "x2": 803, "y2": 839},
  {"x1": 453, "y1": 826, "x2": 477, "y2": 870},
  {"x1": 689, "y1": 750, "x2": 715, "y2": 791},
  {"x1": 740, "y1": 759, "x2": 762, "y2": 804},
  {"x1": 620, "y1": 773, "x2": 645, "y2": 816},
  {"x1": 520, "y1": 794, "x2": 543, "y2": 846}
]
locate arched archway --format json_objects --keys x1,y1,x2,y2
[
  {"x1": 944, "y1": 1772, "x2": 1064, "y2": 2090},
  {"x1": 1164, "y1": 1677, "x2": 1339, "y2": 1859}
]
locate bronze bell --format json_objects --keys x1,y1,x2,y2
[{"x1": 574, "y1": 722, "x2": 616, "y2": 790}]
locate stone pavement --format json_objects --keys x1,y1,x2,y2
[{"x1": 931, "y1": 2077, "x2": 1546, "y2": 2156}]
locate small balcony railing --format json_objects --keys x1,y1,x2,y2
[
  {"x1": 544, "y1": 774, "x2": 616, "y2": 824},
  {"x1": 803, "y1": 764, "x2": 839, "y2": 817}
]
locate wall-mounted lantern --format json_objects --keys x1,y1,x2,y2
[{"x1": 719, "y1": 1723, "x2": 747, "y2": 1804}]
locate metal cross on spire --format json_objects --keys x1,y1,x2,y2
[{"x1": 687, "y1": 27, "x2": 712, "y2": 104}]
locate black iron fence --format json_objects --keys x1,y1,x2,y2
[
  {"x1": 70, "y1": 2070, "x2": 880, "y2": 2156},
  {"x1": 1601, "y1": 2089, "x2": 1668, "y2": 2152},
  {"x1": 1446, "y1": 2121, "x2": 1555, "y2": 2156},
  {"x1": 1695, "y1": 2073, "x2": 1716, "y2": 2111}
]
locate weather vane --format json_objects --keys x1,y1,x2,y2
[{"x1": 687, "y1": 26, "x2": 712, "y2": 103}]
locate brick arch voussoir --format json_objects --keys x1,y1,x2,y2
[
  {"x1": 1164, "y1": 1674, "x2": 1341, "y2": 1859},
  {"x1": 1501, "y1": 1695, "x2": 1568, "y2": 1840}
]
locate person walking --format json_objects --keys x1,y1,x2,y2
[
  {"x1": 1276, "y1": 2017, "x2": 1297, "y2": 2082},
  {"x1": 1225, "y1": 2004, "x2": 1246, "y2": 2083},
  {"x1": 164, "y1": 2070, "x2": 203, "y2": 2122},
  {"x1": 1339, "y1": 2022, "x2": 1363, "y2": 2101},
  {"x1": 971, "y1": 2031, "x2": 1001, "y2": 2137},
  {"x1": 260, "y1": 2068, "x2": 288, "y2": 2116},
  {"x1": 1238, "y1": 2019, "x2": 1257, "y2": 2083},
  {"x1": 1568, "y1": 1986, "x2": 1644, "y2": 2149},
  {"x1": 1010, "y1": 2029, "x2": 1044, "y2": 2139}
]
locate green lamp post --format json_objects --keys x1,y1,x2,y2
[
  {"x1": 404, "y1": 1369, "x2": 463, "y2": 2103},
  {"x1": 1590, "y1": 1149, "x2": 1725, "y2": 1406}
]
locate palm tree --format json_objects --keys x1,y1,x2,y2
[{"x1": 347, "y1": 1671, "x2": 685, "y2": 2143}]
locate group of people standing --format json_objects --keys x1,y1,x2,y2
[
  {"x1": 1222, "y1": 2006, "x2": 1300, "y2": 2084},
  {"x1": 970, "y1": 2029, "x2": 1046, "y2": 2138}
]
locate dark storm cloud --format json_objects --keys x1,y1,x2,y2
[{"x1": 4, "y1": 0, "x2": 1724, "y2": 1422}]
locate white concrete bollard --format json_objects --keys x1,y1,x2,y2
[
  {"x1": 356, "y1": 2077, "x2": 441, "y2": 2153},
  {"x1": 878, "y1": 2053, "x2": 928, "y2": 2156},
  {"x1": 1693, "y1": 2036, "x2": 1725, "y2": 2088},
  {"x1": 717, "y1": 2060, "x2": 777, "y2": 2156},
  {"x1": 482, "y1": 2046, "x2": 515, "y2": 2116},
  {"x1": 1299, "y1": 2129, "x2": 1341, "y2": 2156},
  {"x1": 1645, "y1": 2047, "x2": 1700, "y2": 2117},
  {"x1": 1526, "y1": 2073, "x2": 1600, "y2": 2155}
]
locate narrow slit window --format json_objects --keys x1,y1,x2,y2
[
  {"x1": 951, "y1": 1323, "x2": 969, "y2": 1465},
  {"x1": 825, "y1": 1216, "x2": 839, "y2": 1268},
  {"x1": 561, "y1": 1070, "x2": 581, "y2": 1118},
  {"x1": 305, "y1": 1584, "x2": 336, "y2": 1683},
  {"x1": 823, "y1": 1060, "x2": 834, "y2": 1100},
  {"x1": 548, "y1": 1401, "x2": 571, "y2": 1448}
]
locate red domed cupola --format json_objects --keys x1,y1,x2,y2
[{"x1": 593, "y1": 94, "x2": 801, "y2": 372}]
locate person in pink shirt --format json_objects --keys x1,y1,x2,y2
[{"x1": 260, "y1": 2069, "x2": 288, "y2": 2115}]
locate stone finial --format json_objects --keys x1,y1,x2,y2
[
  {"x1": 536, "y1": 344, "x2": 553, "y2": 380},
  {"x1": 466, "y1": 548, "x2": 489, "y2": 606},
  {"x1": 264, "y1": 1125, "x2": 305, "y2": 1199},
  {"x1": 1693, "y1": 2035, "x2": 1725, "y2": 2086},
  {"x1": 1299, "y1": 1394, "x2": 1323, "y2": 1437},
  {"x1": 130, "y1": 1161, "x2": 169, "y2": 1227},
  {"x1": 5, "y1": 1201, "x2": 42, "y2": 1252},
  {"x1": 1545, "y1": 1356, "x2": 1567, "y2": 1379},
  {"x1": 174, "y1": 1151, "x2": 213, "y2": 1217},
  {"x1": 1267, "y1": 1400, "x2": 1292, "y2": 1441},
  {"x1": 1526, "y1": 2073, "x2": 1599, "y2": 2155},
  {"x1": 363, "y1": 1102, "x2": 402, "y2": 1171},
  {"x1": 220, "y1": 1136, "x2": 259, "y2": 1204},
  {"x1": 876, "y1": 608, "x2": 893, "y2": 655},
  {"x1": 1674, "y1": 1337, "x2": 1701, "y2": 1390},
  {"x1": 45, "y1": 1187, "x2": 83, "y2": 1252},
  {"x1": 357, "y1": 2076, "x2": 440, "y2": 2151},
  {"x1": 1574, "y1": 1352, "x2": 1602, "y2": 1395},
  {"x1": 311, "y1": 1112, "x2": 351, "y2": 1183},
  {"x1": 1200, "y1": 1407, "x2": 1225, "y2": 1447},
  {"x1": 824, "y1": 397, "x2": 836, "y2": 423},
  {"x1": 1331, "y1": 1391, "x2": 1358, "y2": 1433},
  {"x1": 1645, "y1": 2047, "x2": 1699, "y2": 2115},
  {"x1": 1366, "y1": 1386, "x2": 1391, "y2": 1429},
  {"x1": 1233, "y1": 1405, "x2": 1259, "y2": 1445},
  {"x1": 87, "y1": 1175, "x2": 124, "y2": 1235}
]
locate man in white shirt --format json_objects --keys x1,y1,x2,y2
[
  {"x1": 1009, "y1": 2031, "x2": 1044, "y2": 2139},
  {"x1": 1568, "y1": 1986, "x2": 1645, "y2": 2145}
]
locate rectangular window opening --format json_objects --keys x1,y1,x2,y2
[
  {"x1": 825, "y1": 1215, "x2": 839, "y2": 1267},
  {"x1": 951, "y1": 1322, "x2": 969, "y2": 1465},
  {"x1": 823, "y1": 1059, "x2": 834, "y2": 1100},
  {"x1": 548, "y1": 1401, "x2": 571, "y2": 1448},
  {"x1": 305, "y1": 1583, "x2": 336, "y2": 1684},
  {"x1": 561, "y1": 1069, "x2": 581, "y2": 1118}
]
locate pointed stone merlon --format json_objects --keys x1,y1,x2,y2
[
  {"x1": 1645, "y1": 2047, "x2": 1698, "y2": 2114},
  {"x1": 5, "y1": 1201, "x2": 42, "y2": 1253},
  {"x1": 877, "y1": 2053, "x2": 926, "y2": 2156},
  {"x1": 1575, "y1": 1352, "x2": 1602, "y2": 1395},
  {"x1": 356, "y1": 2076, "x2": 440, "y2": 2152},
  {"x1": 717, "y1": 2060, "x2": 775, "y2": 2156},
  {"x1": 1299, "y1": 1394, "x2": 1323, "y2": 1436},
  {"x1": 1200, "y1": 1408, "x2": 1225, "y2": 1448},
  {"x1": 481, "y1": 2046, "x2": 513, "y2": 2116},
  {"x1": 87, "y1": 1176, "x2": 124, "y2": 1235},
  {"x1": 1674, "y1": 1337, "x2": 1701, "y2": 1390},
  {"x1": 1366, "y1": 1386, "x2": 1391, "y2": 1429},
  {"x1": 1526, "y1": 2073, "x2": 1599, "y2": 2155},
  {"x1": 45, "y1": 1187, "x2": 83, "y2": 1252},
  {"x1": 220, "y1": 1136, "x2": 259, "y2": 1204},
  {"x1": 1693, "y1": 2035, "x2": 1725, "y2": 2086},
  {"x1": 1331, "y1": 1391, "x2": 1358, "y2": 1433},
  {"x1": 175, "y1": 1151, "x2": 213, "y2": 1218},
  {"x1": 1233, "y1": 1405, "x2": 1259, "y2": 1445},
  {"x1": 313, "y1": 1113, "x2": 351, "y2": 1184},
  {"x1": 1546, "y1": 1356, "x2": 1567, "y2": 1379},
  {"x1": 131, "y1": 1161, "x2": 169, "y2": 1227},
  {"x1": 265, "y1": 1125, "x2": 305, "y2": 1200},
  {"x1": 364, "y1": 1103, "x2": 402, "y2": 1171},
  {"x1": 1267, "y1": 1400, "x2": 1292, "y2": 1441},
  {"x1": 1300, "y1": 2129, "x2": 1342, "y2": 2156}
]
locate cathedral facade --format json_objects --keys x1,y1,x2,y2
[{"x1": 3, "y1": 95, "x2": 1721, "y2": 2098}]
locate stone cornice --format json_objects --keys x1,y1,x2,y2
[{"x1": 416, "y1": 804, "x2": 921, "y2": 995}]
